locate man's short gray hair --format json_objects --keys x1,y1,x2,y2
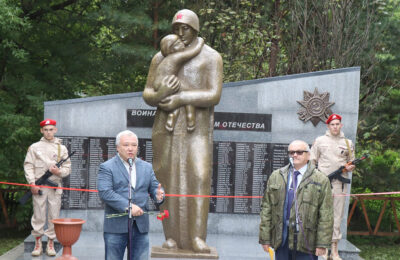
[
  {"x1": 288, "y1": 140, "x2": 310, "y2": 152},
  {"x1": 116, "y1": 130, "x2": 138, "y2": 146}
]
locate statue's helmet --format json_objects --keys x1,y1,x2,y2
[{"x1": 172, "y1": 9, "x2": 199, "y2": 32}]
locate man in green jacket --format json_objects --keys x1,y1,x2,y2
[{"x1": 259, "y1": 140, "x2": 333, "y2": 259}]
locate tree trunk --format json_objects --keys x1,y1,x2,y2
[
  {"x1": 268, "y1": 0, "x2": 282, "y2": 77},
  {"x1": 152, "y1": 1, "x2": 159, "y2": 49}
]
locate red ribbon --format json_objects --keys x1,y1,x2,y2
[{"x1": 1, "y1": 181, "x2": 399, "y2": 198}]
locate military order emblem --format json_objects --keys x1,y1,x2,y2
[{"x1": 297, "y1": 88, "x2": 335, "y2": 126}]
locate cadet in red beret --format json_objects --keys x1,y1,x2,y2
[
  {"x1": 23, "y1": 119, "x2": 71, "y2": 256},
  {"x1": 325, "y1": 114, "x2": 342, "y2": 124},
  {"x1": 310, "y1": 113, "x2": 355, "y2": 260},
  {"x1": 40, "y1": 119, "x2": 57, "y2": 127},
  {"x1": 39, "y1": 119, "x2": 58, "y2": 143}
]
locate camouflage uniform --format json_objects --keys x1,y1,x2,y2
[
  {"x1": 310, "y1": 130, "x2": 355, "y2": 242},
  {"x1": 24, "y1": 137, "x2": 71, "y2": 239},
  {"x1": 259, "y1": 161, "x2": 333, "y2": 253}
]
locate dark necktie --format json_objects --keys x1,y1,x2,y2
[{"x1": 286, "y1": 170, "x2": 301, "y2": 220}]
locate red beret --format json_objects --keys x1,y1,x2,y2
[
  {"x1": 326, "y1": 114, "x2": 342, "y2": 124},
  {"x1": 40, "y1": 119, "x2": 57, "y2": 127}
]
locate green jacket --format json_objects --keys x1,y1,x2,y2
[{"x1": 259, "y1": 161, "x2": 333, "y2": 253}]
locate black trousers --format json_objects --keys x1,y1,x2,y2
[{"x1": 275, "y1": 235, "x2": 317, "y2": 260}]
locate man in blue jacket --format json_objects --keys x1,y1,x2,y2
[{"x1": 98, "y1": 130, "x2": 165, "y2": 260}]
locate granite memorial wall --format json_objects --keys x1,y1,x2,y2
[
  {"x1": 58, "y1": 112, "x2": 285, "y2": 214},
  {"x1": 44, "y1": 67, "x2": 360, "y2": 236}
]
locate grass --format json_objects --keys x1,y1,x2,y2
[
  {"x1": 348, "y1": 235, "x2": 400, "y2": 260},
  {"x1": 0, "y1": 227, "x2": 30, "y2": 256}
]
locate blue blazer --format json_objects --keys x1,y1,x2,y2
[{"x1": 97, "y1": 156, "x2": 162, "y2": 233}]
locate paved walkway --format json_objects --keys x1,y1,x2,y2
[
  {"x1": 2, "y1": 232, "x2": 363, "y2": 260},
  {"x1": 9, "y1": 232, "x2": 269, "y2": 260}
]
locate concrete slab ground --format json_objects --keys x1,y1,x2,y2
[
  {"x1": 3, "y1": 231, "x2": 363, "y2": 260},
  {"x1": 13, "y1": 232, "x2": 268, "y2": 260}
]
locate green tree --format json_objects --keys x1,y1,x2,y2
[
  {"x1": 358, "y1": 0, "x2": 400, "y2": 150},
  {"x1": 197, "y1": 0, "x2": 275, "y2": 82},
  {"x1": 0, "y1": 0, "x2": 38, "y2": 183},
  {"x1": 0, "y1": 0, "x2": 173, "y2": 227},
  {"x1": 195, "y1": 0, "x2": 400, "y2": 192},
  {"x1": 0, "y1": 0, "x2": 170, "y2": 185}
]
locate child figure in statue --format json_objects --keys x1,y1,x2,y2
[{"x1": 154, "y1": 34, "x2": 204, "y2": 132}]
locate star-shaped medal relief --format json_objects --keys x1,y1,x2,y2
[{"x1": 297, "y1": 88, "x2": 335, "y2": 126}]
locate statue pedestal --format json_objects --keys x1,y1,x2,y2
[{"x1": 151, "y1": 246, "x2": 219, "y2": 259}]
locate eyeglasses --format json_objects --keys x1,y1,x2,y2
[{"x1": 288, "y1": 150, "x2": 308, "y2": 156}]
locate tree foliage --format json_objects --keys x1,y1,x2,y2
[
  {"x1": 0, "y1": 0, "x2": 168, "y2": 184},
  {"x1": 194, "y1": 0, "x2": 400, "y2": 193},
  {"x1": 197, "y1": 0, "x2": 274, "y2": 82}
]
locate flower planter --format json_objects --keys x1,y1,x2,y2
[{"x1": 51, "y1": 218, "x2": 85, "y2": 260}]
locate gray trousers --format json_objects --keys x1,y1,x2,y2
[{"x1": 31, "y1": 187, "x2": 62, "y2": 239}]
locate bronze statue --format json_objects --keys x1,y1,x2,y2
[{"x1": 143, "y1": 9, "x2": 223, "y2": 253}]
